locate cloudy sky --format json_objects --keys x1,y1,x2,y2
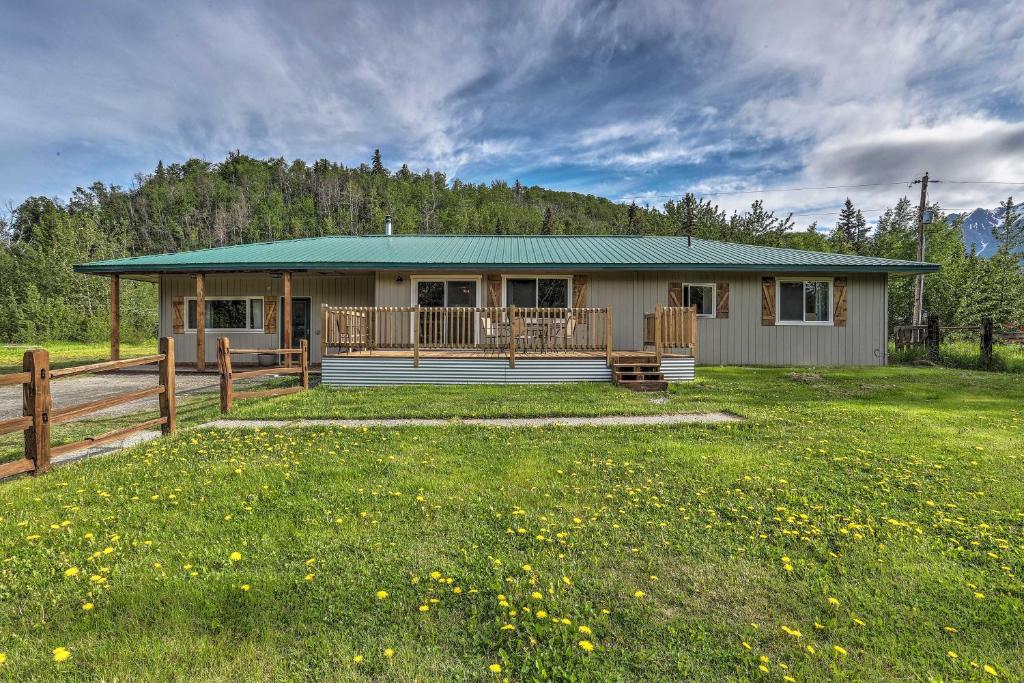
[{"x1": 2, "y1": 0, "x2": 1023, "y2": 226}]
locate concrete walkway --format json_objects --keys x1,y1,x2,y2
[{"x1": 203, "y1": 413, "x2": 742, "y2": 429}]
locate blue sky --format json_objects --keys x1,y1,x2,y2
[{"x1": 2, "y1": 0, "x2": 1023, "y2": 227}]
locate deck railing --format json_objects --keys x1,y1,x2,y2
[
  {"x1": 322, "y1": 305, "x2": 613, "y2": 367},
  {"x1": 643, "y1": 305, "x2": 698, "y2": 361}
]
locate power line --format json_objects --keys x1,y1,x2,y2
[
  {"x1": 619, "y1": 178, "x2": 1024, "y2": 203},
  {"x1": 619, "y1": 181, "x2": 909, "y2": 201}
]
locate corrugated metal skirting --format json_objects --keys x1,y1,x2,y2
[{"x1": 322, "y1": 356, "x2": 696, "y2": 386}]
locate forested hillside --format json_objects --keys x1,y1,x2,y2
[{"x1": 1, "y1": 151, "x2": 1021, "y2": 342}]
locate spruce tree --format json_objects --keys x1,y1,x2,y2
[
  {"x1": 540, "y1": 208, "x2": 554, "y2": 235},
  {"x1": 371, "y1": 149, "x2": 386, "y2": 175}
]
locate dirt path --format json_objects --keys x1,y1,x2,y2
[{"x1": 202, "y1": 413, "x2": 742, "y2": 429}]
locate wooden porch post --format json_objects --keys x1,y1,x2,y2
[
  {"x1": 158, "y1": 337, "x2": 176, "y2": 435},
  {"x1": 654, "y1": 304, "x2": 663, "y2": 363},
  {"x1": 110, "y1": 274, "x2": 120, "y2": 361},
  {"x1": 413, "y1": 306, "x2": 421, "y2": 367},
  {"x1": 23, "y1": 349, "x2": 51, "y2": 474},
  {"x1": 283, "y1": 272, "x2": 293, "y2": 368},
  {"x1": 605, "y1": 306, "x2": 613, "y2": 367},
  {"x1": 195, "y1": 273, "x2": 206, "y2": 371}
]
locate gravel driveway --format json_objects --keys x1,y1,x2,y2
[{"x1": 0, "y1": 371, "x2": 221, "y2": 420}]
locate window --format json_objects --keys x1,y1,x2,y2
[
  {"x1": 682, "y1": 284, "x2": 715, "y2": 317},
  {"x1": 778, "y1": 279, "x2": 832, "y2": 324},
  {"x1": 415, "y1": 280, "x2": 478, "y2": 307},
  {"x1": 505, "y1": 277, "x2": 570, "y2": 307},
  {"x1": 186, "y1": 297, "x2": 265, "y2": 331}
]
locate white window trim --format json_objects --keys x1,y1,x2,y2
[
  {"x1": 500, "y1": 274, "x2": 574, "y2": 308},
  {"x1": 184, "y1": 296, "x2": 266, "y2": 333},
  {"x1": 776, "y1": 277, "x2": 834, "y2": 326},
  {"x1": 408, "y1": 275, "x2": 485, "y2": 345},
  {"x1": 408, "y1": 275, "x2": 484, "y2": 307},
  {"x1": 681, "y1": 282, "x2": 717, "y2": 318}
]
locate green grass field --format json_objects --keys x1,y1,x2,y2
[
  {"x1": 0, "y1": 367, "x2": 1021, "y2": 680},
  {"x1": 0, "y1": 340, "x2": 159, "y2": 374}
]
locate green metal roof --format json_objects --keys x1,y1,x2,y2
[{"x1": 74, "y1": 235, "x2": 939, "y2": 275}]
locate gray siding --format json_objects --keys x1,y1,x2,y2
[
  {"x1": 159, "y1": 273, "x2": 373, "y2": 365},
  {"x1": 588, "y1": 270, "x2": 888, "y2": 366},
  {"x1": 160, "y1": 269, "x2": 888, "y2": 367}
]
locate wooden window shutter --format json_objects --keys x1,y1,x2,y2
[
  {"x1": 761, "y1": 277, "x2": 776, "y2": 326},
  {"x1": 833, "y1": 277, "x2": 848, "y2": 326},
  {"x1": 486, "y1": 274, "x2": 502, "y2": 307},
  {"x1": 572, "y1": 275, "x2": 588, "y2": 308},
  {"x1": 668, "y1": 282, "x2": 683, "y2": 307},
  {"x1": 264, "y1": 296, "x2": 278, "y2": 334},
  {"x1": 716, "y1": 282, "x2": 730, "y2": 319},
  {"x1": 172, "y1": 296, "x2": 185, "y2": 333}
]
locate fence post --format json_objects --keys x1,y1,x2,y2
[
  {"x1": 158, "y1": 337, "x2": 176, "y2": 435},
  {"x1": 218, "y1": 337, "x2": 233, "y2": 414},
  {"x1": 23, "y1": 349, "x2": 51, "y2": 474},
  {"x1": 980, "y1": 317, "x2": 993, "y2": 369},
  {"x1": 926, "y1": 314, "x2": 940, "y2": 362},
  {"x1": 300, "y1": 339, "x2": 310, "y2": 390},
  {"x1": 413, "y1": 306, "x2": 421, "y2": 368}
]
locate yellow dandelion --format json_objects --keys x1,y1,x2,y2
[
  {"x1": 948, "y1": 651, "x2": 958, "y2": 659},
  {"x1": 63, "y1": 567, "x2": 79, "y2": 578},
  {"x1": 833, "y1": 645, "x2": 847, "y2": 656},
  {"x1": 419, "y1": 604, "x2": 429, "y2": 612},
  {"x1": 984, "y1": 664, "x2": 998, "y2": 677},
  {"x1": 633, "y1": 590, "x2": 645, "y2": 599},
  {"x1": 240, "y1": 584, "x2": 250, "y2": 592},
  {"x1": 52, "y1": 647, "x2": 71, "y2": 663},
  {"x1": 578, "y1": 640, "x2": 595, "y2": 652},
  {"x1": 742, "y1": 641, "x2": 751, "y2": 650},
  {"x1": 0, "y1": 653, "x2": 6, "y2": 665},
  {"x1": 531, "y1": 591, "x2": 543, "y2": 600},
  {"x1": 759, "y1": 665, "x2": 770, "y2": 673},
  {"x1": 82, "y1": 602, "x2": 94, "y2": 611},
  {"x1": 579, "y1": 625, "x2": 592, "y2": 635},
  {"x1": 489, "y1": 663, "x2": 502, "y2": 673},
  {"x1": 827, "y1": 597, "x2": 840, "y2": 607},
  {"x1": 384, "y1": 648, "x2": 394, "y2": 658},
  {"x1": 521, "y1": 564, "x2": 532, "y2": 572},
  {"x1": 229, "y1": 551, "x2": 242, "y2": 562},
  {"x1": 806, "y1": 645, "x2": 815, "y2": 654},
  {"x1": 535, "y1": 610, "x2": 548, "y2": 619},
  {"x1": 376, "y1": 590, "x2": 389, "y2": 600},
  {"x1": 430, "y1": 571, "x2": 442, "y2": 580},
  {"x1": 305, "y1": 573, "x2": 314, "y2": 582}
]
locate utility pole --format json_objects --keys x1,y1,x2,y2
[{"x1": 911, "y1": 172, "x2": 934, "y2": 326}]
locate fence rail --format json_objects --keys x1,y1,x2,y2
[
  {"x1": 0, "y1": 338, "x2": 176, "y2": 481},
  {"x1": 643, "y1": 305, "x2": 698, "y2": 361},
  {"x1": 217, "y1": 337, "x2": 309, "y2": 414},
  {"x1": 892, "y1": 315, "x2": 1002, "y2": 367},
  {"x1": 322, "y1": 305, "x2": 614, "y2": 368}
]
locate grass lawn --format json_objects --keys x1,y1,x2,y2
[
  {"x1": 0, "y1": 340, "x2": 159, "y2": 374},
  {"x1": 0, "y1": 367, "x2": 1021, "y2": 680}
]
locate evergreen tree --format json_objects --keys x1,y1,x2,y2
[
  {"x1": 626, "y1": 201, "x2": 639, "y2": 235},
  {"x1": 829, "y1": 198, "x2": 869, "y2": 253},
  {"x1": 371, "y1": 149, "x2": 386, "y2": 175},
  {"x1": 540, "y1": 208, "x2": 554, "y2": 235},
  {"x1": 994, "y1": 196, "x2": 1023, "y2": 252}
]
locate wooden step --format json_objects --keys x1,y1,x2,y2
[
  {"x1": 616, "y1": 379, "x2": 668, "y2": 392},
  {"x1": 614, "y1": 370, "x2": 664, "y2": 382}
]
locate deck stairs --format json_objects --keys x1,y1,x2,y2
[{"x1": 611, "y1": 353, "x2": 667, "y2": 391}]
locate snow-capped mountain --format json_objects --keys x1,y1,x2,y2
[{"x1": 948, "y1": 203, "x2": 1024, "y2": 259}]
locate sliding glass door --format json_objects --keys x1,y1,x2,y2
[{"x1": 416, "y1": 280, "x2": 478, "y2": 346}]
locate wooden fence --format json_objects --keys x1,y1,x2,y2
[
  {"x1": 216, "y1": 337, "x2": 309, "y2": 414},
  {"x1": 643, "y1": 305, "x2": 698, "y2": 361},
  {"x1": 893, "y1": 315, "x2": 1002, "y2": 366},
  {"x1": 0, "y1": 338, "x2": 176, "y2": 481}
]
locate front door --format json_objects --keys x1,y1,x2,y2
[{"x1": 281, "y1": 297, "x2": 311, "y2": 349}]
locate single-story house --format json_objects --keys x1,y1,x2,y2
[{"x1": 74, "y1": 234, "x2": 938, "y2": 386}]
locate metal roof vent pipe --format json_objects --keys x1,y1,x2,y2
[{"x1": 385, "y1": 214, "x2": 393, "y2": 236}]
